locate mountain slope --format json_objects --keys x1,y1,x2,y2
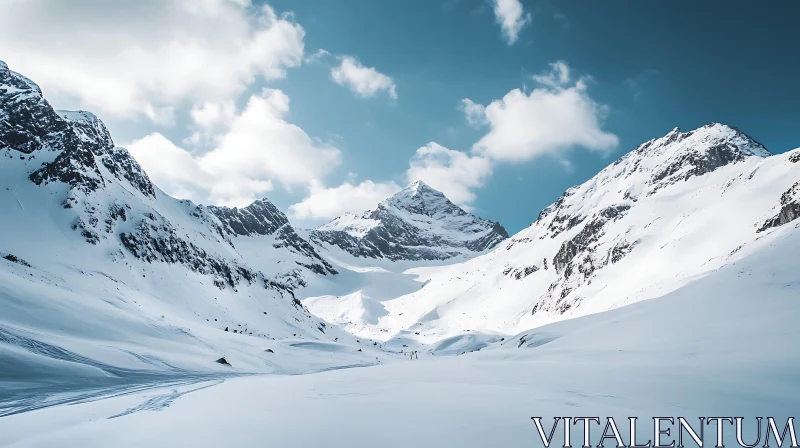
[
  {"x1": 306, "y1": 124, "x2": 800, "y2": 344},
  {"x1": 310, "y1": 180, "x2": 508, "y2": 261},
  {"x1": 0, "y1": 60, "x2": 375, "y2": 390},
  {"x1": 6, "y1": 219, "x2": 800, "y2": 446}
]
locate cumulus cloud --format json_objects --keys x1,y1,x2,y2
[
  {"x1": 304, "y1": 48, "x2": 331, "y2": 64},
  {"x1": 531, "y1": 61, "x2": 571, "y2": 88},
  {"x1": 289, "y1": 61, "x2": 617, "y2": 217},
  {"x1": 467, "y1": 61, "x2": 619, "y2": 163},
  {"x1": 459, "y1": 99, "x2": 487, "y2": 127},
  {"x1": 190, "y1": 101, "x2": 236, "y2": 130},
  {"x1": 288, "y1": 180, "x2": 401, "y2": 220},
  {"x1": 406, "y1": 143, "x2": 492, "y2": 207},
  {"x1": 126, "y1": 133, "x2": 216, "y2": 202},
  {"x1": 0, "y1": 0, "x2": 305, "y2": 124},
  {"x1": 185, "y1": 100, "x2": 237, "y2": 144},
  {"x1": 128, "y1": 88, "x2": 341, "y2": 207},
  {"x1": 331, "y1": 56, "x2": 397, "y2": 100},
  {"x1": 492, "y1": 0, "x2": 531, "y2": 45}
]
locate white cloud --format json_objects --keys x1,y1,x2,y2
[
  {"x1": 126, "y1": 133, "x2": 217, "y2": 202},
  {"x1": 492, "y1": 0, "x2": 531, "y2": 45},
  {"x1": 0, "y1": 0, "x2": 305, "y2": 124},
  {"x1": 190, "y1": 101, "x2": 237, "y2": 131},
  {"x1": 459, "y1": 99, "x2": 487, "y2": 127},
  {"x1": 531, "y1": 61, "x2": 571, "y2": 88},
  {"x1": 288, "y1": 180, "x2": 401, "y2": 220},
  {"x1": 300, "y1": 70, "x2": 604, "y2": 220},
  {"x1": 185, "y1": 100, "x2": 237, "y2": 144},
  {"x1": 468, "y1": 61, "x2": 619, "y2": 163},
  {"x1": 305, "y1": 48, "x2": 331, "y2": 64},
  {"x1": 128, "y1": 88, "x2": 341, "y2": 207},
  {"x1": 331, "y1": 56, "x2": 397, "y2": 100},
  {"x1": 289, "y1": 142, "x2": 492, "y2": 220},
  {"x1": 406, "y1": 142, "x2": 492, "y2": 207}
]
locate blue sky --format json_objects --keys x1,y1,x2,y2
[{"x1": 1, "y1": 0, "x2": 798, "y2": 233}]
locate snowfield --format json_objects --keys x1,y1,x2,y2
[{"x1": 2, "y1": 221, "x2": 798, "y2": 447}]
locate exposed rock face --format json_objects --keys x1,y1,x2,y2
[
  {"x1": 28, "y1": 140, "x2": 105, "y2": 194},
  {"x1": 206, "y1": 200, "x2": 336, "y2": 275},
  {"x1": 355, "y1": 123, "x2": 800, "y2": 345},
  {"x1": 57, "y1": 110, "x2": 114, "y2": 152},
  {"x1": 311, "y1": 181, "x2": 508, "y2": 261},
  {"x1": 98, "y1": 146, "x2": 156, "y2": 199},
  {"x1": 274, "y1": 225, "x2": 337, "y2": 275},
  {"x1": 413, "y1": 123, "x2": 785, "y2": 327},
  {"x1": 527, "y1": 124, "x2": 772, "y2": 312},
  {"x1": 503, "y1": 264, "x2": 539, "y2": 280},
  {"x1": 620, "y1": 124, "x2": 771, "y2": 196},
  {"x1": 0, "y1": 61, "x2": 74, "y2": 155},
  {"x1": 57, "y1": 110, "x2": 156, "y2": 198},
  {"x1": 119, "y1": 212, "x2": 259, "y2": 290},
  {"x1": 759, "y1": 181, "x2": 800, "y2": 232},
  {"x1": 208, "y1": 199, "x2": 288, "y2": 237},
  {"x1": 1, "y1": 61, "x2": 156, "y2": 198},
  {"x1": 0, "y1": 59, "x2": 333, "y2": 299},
  {"x1": 2, "y1": 253, "x2": 32, "y2": 267},
  {"x1": 553, "y1": 205, "x2": 630, "y2": 278}
]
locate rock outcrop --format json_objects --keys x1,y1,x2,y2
[{"x1": 311, "y1": 181, "x2": 508, "y2": 261}]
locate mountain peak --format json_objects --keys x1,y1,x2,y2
[
  {"x1": 539, "y1": 122, "x2": 776, "y2": 232},
  {"x1": 409, "y1": 179, "x2": 436, "y2": 192},
  {"x1": 383, "y1": 181, "x2": 457, "y2": 218},
  {"x1": 643, "y1": 123, "x2": 771, "y2": 159},
  {"x1": 0, "y1": 59, "x2": 41, "y2": 95},
  {"x1": 312, "y1": 181, "x2": 508, "y2": 261},
  {"x1": 207, "y1": 197, "x2": 288, "y2": 237},
  {"x1": 57, "y1": 109, "x2": 114, "y2": 153},
  {"x1": 400, "y1": 180, "x2": 445, "y2": 199},
  {"x1": 621, "y1": 123, "x2": 772, "y2": 194},
  {"x1": 57, "y1": 109, "x2": 98, "y2": 121}
]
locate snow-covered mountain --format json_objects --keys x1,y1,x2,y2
[
  {"x1": 0, "y1": 59, "x2": 337, "y2": 289},
  {"x1": 304, "y1": 123, "x2": 800, "y2": 344},
  {"x1": 309, "y1": 180, "x2": 508, "y2": 261},
  {"x1": 3, "y1": 57, "x2": 800, "y2": 409},
  {"x1": 11, "y1": 220, "x2": 799, "y2": 445},
  {"x1": 0, "y1": 60, "x2": 380, "y2": 389}
]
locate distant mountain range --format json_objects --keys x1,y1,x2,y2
[
  {"x1": 1, "y1": 59, "x2": 799, "y2": 383},
  {"x1": 306, "y1": 121, "x2": 800, "y2": 344}
]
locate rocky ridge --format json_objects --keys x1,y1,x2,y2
[
  {"x1": 310, "y1": 181, "x2": 508, "y2": 261},
  {"x1": 0, "y1": 60, "x2": 332, "y2": 295}
]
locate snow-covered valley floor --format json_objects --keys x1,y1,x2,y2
[{"x1": 2, "y1": 223, "x2": 798, "y2": 447}]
